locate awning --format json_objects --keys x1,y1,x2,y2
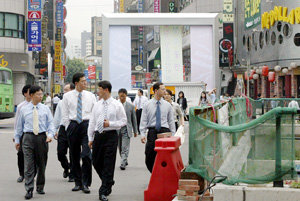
[{"x1": 147, "y1": 47, "x2": 160, "y2": 62}]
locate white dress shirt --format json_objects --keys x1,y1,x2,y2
[
  {"x1": 45, "y1": 96, "x2": 52, "y2": 107},
  {"x1": 53, "y1": 100, "x2": 63, "y2": 131},
  {"x1": 88, "y1": 97, "x2": 127, "y2": 142},
  {"x1": 14, "y1": 100, "x2": 30, "y2": 137},
  {"x1": 52, "y1": 96, "x2": 60, "y2": 104},
  {"x1": 288, "y1": 100, "x2": 300, "y2": 109},
  {"x1": 139, "y1": 98, "x2": 175, "y2": 137},
  {"x1": 62, "y1": 89, "x2": 96, "y2": 129},
  {"x1": 133, "y1": 95, "x2": 148, "y2": 110}
]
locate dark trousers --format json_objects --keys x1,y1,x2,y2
[
  {"x1": 145, "y1": 127, "x2": 170, "y2": 173},
  {"x1": 17, "y1": 135, "x2": 24, "y2": 177},
  {"x1": 92, "y1": 131, "x2": 118, "y2": 195},
  {"x1": 22, "y1": 133, "x2": 48, "y2": 192},
  {"x1": 136, "y1": 109, "x2": 142, "y2": 134},
  {"x1": 57, "y1": 125, "x2": 73, "y2": 178},
  {"x1": 67, "y1": 121, "x2": 92, "y2": 187},
  {"x1": 175, "y1": 122, "x2": 179, "y2": 131},
  {"x1": 53, "y1": 104, "x2": 58, "y2": 113}
]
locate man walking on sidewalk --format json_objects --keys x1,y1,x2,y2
[
  {"x1": 118, "y1": 88, "x2": 138, "y2": 170},
  {"x1": 62, "y1": 73, "x2": 96, "y2": 193},
  {"x1": 14, "y1": 84, "x2": 31, "y2": 183},
  {"x1": 53, "y1": 83, "x2": 75, "y2": 182},
  {"x1": 140, "y1": 82, "x2": 175, "y2": 173},
  {"x1": 88, "y1": 81, "x2": 127, "y2": 201},
  {"x1": 15, "y1": 86, "x2": 55, "y2": 200},
  {"x1": 133, "y1": 89, "x2": 148, "y2": 135}
]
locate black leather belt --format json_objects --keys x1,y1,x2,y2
[
  {"x1": 95, "y1": 130, "x2": 116, "y2": 135},
  {"x1": 24, "y1": 132, "x2": 46, "y2": 135},
  {"x1": 147, "y1": 127, "x2": 168, "y2": 130}
]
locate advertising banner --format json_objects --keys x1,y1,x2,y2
[
  {"x1": 131, "y1": 75, "x2": 136, "y2": 86},
  {"x1": 88, "y1": 65, "x2": 96, "y2": 79},
  {"x1": 154, "y1": 0, "x2": 160, "y2": 13},
  {"x1": 138, "y1": 0, "x2": 143, "y2": 13},
  {"x1": 244, "y1": 0, "x2": 261, "y2": 29},
  {"x1": 28, "y1": 0, "x2": 41, "y2": 11},
  {"x1": 56, "y1": 0, "x2": 64, "y2": 28},
  {"x1": 223, "y1": 0, "x2": 234, "y2": 23},
  {"x1": 160, "y1": 26, "x2": 183, "y2": 83},
  {"x1": 54, "y1": 41, "x2": 62, "y2": 72},
  {"x1": 119, "y1": 0, "x2": 124, "y2": 12},
  {"x1": 28, "y1": 11, "x2": 41, "y2": 20},
  {"x1": 138, "y1": 45, "x2": 143, "y2": 65},
  {"x1": 220, "y1": 23, "x2": 234, "y2": 67},
  {"x1": 154, "y1": 0, "x2": 160, "y2": 44},
  {"x1": 190, "y1": 26, "x2": 214, "y2": 89},
  {"x1": 145, "y1": 72, "x2": 151, "y2": 84},
  {"x1": 54, "y1": 84, "x2": 61, "y2": 94},
  {"x1": 28, "y1": 21, "x2": 42, "y2": 51},
  {"x1": 84, "y1": 69, "x2": 90, "y2": 82}
]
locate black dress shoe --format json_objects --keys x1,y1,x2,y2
[
  {"x1": 120, "y1": 165, "x2": 126, "y2": 170},
  {"x1": 99, "y1": 194, "x2": 108, "y2": 201},
  {"x1": 68, "y1": 177, "x2": 75, "y2": 182},
  {"x1": 36, "y1": 189, "x2": 45, "y2": 194},
  {"x1": 82, "y1": 185, "x2": 90, "y2": 194},
  {"x1": 63, "y1": 169, "x2": 69, "y2": 178},
  {"x1": 104, "y1": 189, "x2": 112, "y2": 196},
  {"x1": 125, "y1": 162, "x2": 128, "y2": 166},
  {"x1": 25, "y1": 191, "x2": 33, "y2": 200},
  {"x1": 17, "y1": 176, "x2": 24, "y2": 183},
  {"x1": 72, "y1": 185, "x2": 82, "y2": 191}
]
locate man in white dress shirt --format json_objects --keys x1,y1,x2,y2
[
  {"x1": 53, "y1": 83, "x2": 75, "y2": 182},
  {"x1": 133, "y1": 89, "x2": 148, "y2": 135},
  {"x1": 14, "y1": 84, "x2": 31, "y2": 183},
  {"x1": 88, "y1": 81, "x2": 127, "y2": 201},
  {"x1": 140, "y1": 82, "x2": 175, "y2": 173},
  {"x1": 62, "y1": 73, "x2": 96, "y2": 193}
]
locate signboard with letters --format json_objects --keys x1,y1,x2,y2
[
  {"x1": 220, "y1": 23, "x2": 234, "y2": 67},
  {"x1": 28, "y1": 0, "x2": 41, "y2": 11},
  {"x1": 244, "y1": 0, "x2": 261, "y2": 29},
  {"x1": 28, "y1": 11, "x2": 41, "y2": 19},
  {"x1": 56, "y1": 1, "x2": 64, "y2": 28},
  {"x1": 28, "y1": 21, "x2": 42, "y2": 51},
  {"x1": 138, "y1": 45, "x2": 143, "y2": 65}
]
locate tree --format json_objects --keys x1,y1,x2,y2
[{"x1": 65, "y1": 57, "x2": 86, "y2": 83}]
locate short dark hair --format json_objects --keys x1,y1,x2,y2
[
  {"x1": 70, "y1": 83, "x2": 75, "y2": 90},
  {"x1": 22, "y1": 85, "x2": 31, "y2": 96},
  {"x1": 257, "y1": 93, "x2": 261, "y2": 97},
  {"x1": 153, "y1": 82, "x2": 164, "y2": 93},
  {"x1": 98, "y1": 80, "x2": 112, "y2": 93},
  {"x1": 138, "y1": 89, "x2": 143, "y2": 95},
  {"x1": 118, "y1": 88, "x2": 127, "y2": 95},
  {"x1": 166, "y1": 89, "x2": 172, "y2": 96},
  {"x1": 29, "y1": 86, "x2": 42, "y2": 95},
  {"x1": 72, "y1": 72, "x2": 85, "y2": 84}
]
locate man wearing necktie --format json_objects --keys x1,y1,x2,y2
[
  {"x1": 62, "y1": 73, "x2": 96, "y2": 193},
  {"x1": 88, "y1": 81, "x2": 127, "y2": 201},
  {"x1": 15, "y1": 86, "x2": 55, "y2": 200},
  {"x1": 140, "y1": 82, "x2": 176, "y2": 173}
]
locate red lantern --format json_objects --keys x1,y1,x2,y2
[
  {"x1": 244, "y1": 71, "x2": 248, "y2": 80},
  {"x1": 268, "y1": 72, "x2": 275, "y2": 82},
  {"x1": 234, "y1": 72, "x2": 237, "y2": 78},
  {"x1": 249, "y1": 70, "x2": 255, "y2": 80},
  {"x1": 262, "y1": 65, "x2": 269, "y2": 76}
]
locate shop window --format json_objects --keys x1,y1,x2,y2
[
  {"x1": 243, "y1": 35, "x2": 246, "y2": 46},
  {"x1": 277, "y1": 21, "x2": 282, "y2": 32},
  {"x1": 0, "y1": 12, "x2": 25, "y2": 39},
  {"x1": 247, "y1": 36, "x2": 251, "y2": 51},
  {"x1": 278, "y1": 34, "x2": 283, "y2": 44},
  {"x1": 294, "y1": 33, "x2": 300, "y2": 46},
  {"x1": 259, "y1": 31, "x2": 264, "y2": 49},
  {"x1": 252, "y1": 33, "x2": 257, "y2": 51},
  {"x1": 271, "y1": 32, "x2": 276, "y2": 45},
  {"x1": 283, "y1": 24, "x2": 292, "y2": 38},
  {"x1": 265, "y1": 30, "x2": 270, "y2": 45}
]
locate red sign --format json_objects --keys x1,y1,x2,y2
[
  {"x1": 28, "y1": 11, "x2": 41, "y2": 19},
  {"x1": 63, "y1": 6, "x2": 67, "y2": 19},
  {"x1": 88, "y1": 65, "x2": 96, "y2": 79},
  {"x1": 145, "y1": 73, "x2": 151, "y2": 84},
  {"x1": 131, "y1": 75, "x2": 136, "y2": 85},
  {"x1": 63, "y1": 65, "x2": 66, "y2": 77},
  {"x1": 63, "y1": 22, "x2": 67, "y2": 34}
]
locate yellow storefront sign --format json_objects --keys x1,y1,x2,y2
[
  {"x1": 262, "y1": 6, "x2": 300, "y2": 29},
  {"x1": 119, "y1": 0, "x2": 124, "y2": 13},
  {"x1": 55, "y1": 41, "x2": 62, "y2": 72},
  {"x1": 54, "y1": 84, "x2": 61, "y2": 94}
]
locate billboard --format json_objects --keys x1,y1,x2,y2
[
  {"x1": 88, "y1": 65, "x2": 96, "y2": 79},
  {"x1": 28, "y1": 21, "x2": 42, "y2": 51},
  {"x1": 244, "y1": 0, "x2": 261, "y2": 29},
  {"x1": 28, "y1": 0, "x2": 41, "y2": 11}
]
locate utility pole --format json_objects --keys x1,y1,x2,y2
[{"x1": 247, "y1": 58, "x2": 250, "y2": 97}]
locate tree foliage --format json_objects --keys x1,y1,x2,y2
[{"x1": 65, "y1": 58, "x2": 86, "y2": 83}]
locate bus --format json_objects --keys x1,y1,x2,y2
[{"x1": 0, "y1": 67, "x2": 14, "y2": 119}]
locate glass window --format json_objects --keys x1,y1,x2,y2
[
  {"x1": 0, "y1": 13, "x2": 4, "y2": 28},
  {"x1": 5, "y1": 30, "x2": 12, "y2": 37},
  {"x1": 0, "y1": 71, "x2": 12, "y2": 84},
  {"x1": 5, "y1": 13, "x2": 18, "y2": 30},
  {"x1": 18, "y1": 15, "x2": 24, "y2": 31}
]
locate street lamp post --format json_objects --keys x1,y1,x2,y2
[{"x1": 247, "y1": 58, "x2": 250, "y2": 97}]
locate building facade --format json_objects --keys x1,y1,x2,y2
[
  {"x1": 81, "y1": 31, "x2": 91, "y2": 57},
  {"x1": 0, "y1": 0, "x2": 35, "y2": 105},
  {"x1": 91, "y1": 16, "x2": 102, "y2": 57}
]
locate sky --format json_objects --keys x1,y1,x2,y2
[{"x1": 65, "y1": 0, "x2": 114, "y2": 57}]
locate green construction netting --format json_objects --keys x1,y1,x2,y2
[{"x1": 186, "y1": 98, "x2": 298, "y2": 185}]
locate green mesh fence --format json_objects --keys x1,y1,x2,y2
[{"x1": 186, "y1": 98, "x2": 298, "y2": 185}]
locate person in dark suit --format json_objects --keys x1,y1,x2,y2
[
  {"x1": 118, "y1": 88, "x2": 138, "y2": 170},
  {"x1": 177, "y1": 91, "x2": 187, "y2": 118}
]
